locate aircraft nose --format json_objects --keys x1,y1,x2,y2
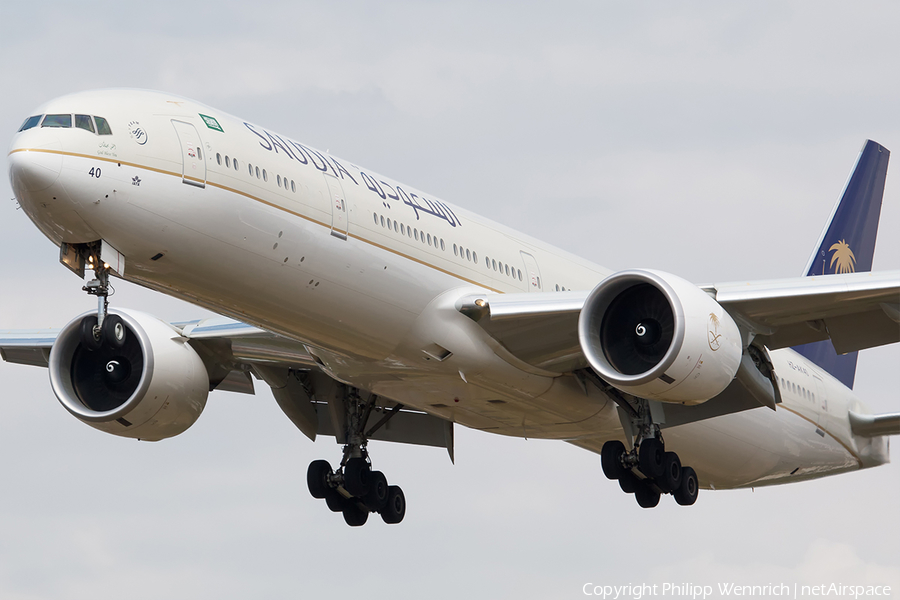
[{"x1": 8, "y1": 146, "x2": 63, "y2": 192}]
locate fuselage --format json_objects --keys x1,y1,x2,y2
[{"x1": 7, "y1": 89, "x2": 889, "y2": 490}]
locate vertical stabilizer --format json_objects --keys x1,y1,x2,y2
[{"x1": 793, "y1": 140, "x2": 889, "y2": 388}]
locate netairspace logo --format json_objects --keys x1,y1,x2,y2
[{"x1": 582, "y1": 582, "x2": 894, "y2": 599}]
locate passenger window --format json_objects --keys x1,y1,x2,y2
[
  {"x1": 234, "y1": 159, "x2": 239, "y2": 171},
  {"x1": 196, "y1": 147, "x2": 202, "y2": 160},
  {"x1": 453, "y1": 244, "x2": 458, "y2": 256},
  {"x1": 373, "y1": 213, "x2": 378, "y2": 224},
  {"x1": 75, "y1": 114, "x2": 95, "y2": 133},
  {"x1": 277, "y1": 175, "x2": 282, "y2": 187},
  {"x1": 440, "y1": 239, "x2": 445, "y2": 251},
  {"x1": 380, "y1": 216, "x2": 385, "y2": 227},
  {"x1": 262, "y1": 169, "x2": 267, "y2": 182},
  {"x1": 216, "y1": 153, "x2": 222, "y2": 165},
  {"x1": 42, "y1": 114, "x2": 72, "y2": 128},
  {"x1": 427, "y1": 233, "x2": 432, "y2": 246},
  {"x1": 505, "y1": 264, "x2": 510, "y2": 276},
  {"x1": 225, "y1": 156, "x2": 231, "y2": 168},
  {"x1": 18, "y1": 115, "x2": 42, "y2": 132},
  {"x1": 291, "y1": 180, "x2": 296, "y2": 192},
  {"x1": 466, "y1": 249, "x2": 471, "y2": 261},
  {"x1": 255, "y1": 166, "x2": 260, "y2": 179},
  {"x1": 387, "y1": 218, "x2": 392, "y2": 229},
  {"x1": 400, "y1": 224, "x2": 405, "y2": 235},
  {"x1": 414, "y1": 229, "x2": 419, "y2": 241},
  {"x1": 94, "y1": 116, "x2": 112, "y2": 135},
  {"x1": 394, "y1": 221, "x2": 399, "y2": 233},
  {"x1": 518, "y1": 269, "x2": 523, "y2": 281}
]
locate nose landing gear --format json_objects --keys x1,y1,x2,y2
[{"x1": 80, "y1": 254, "x2": 125, "y2": 351}]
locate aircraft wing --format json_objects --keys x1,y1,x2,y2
[
  {"x1": 457, "y1": 269, "x2": 900, "y2": 373},
  {"x1": 0, "y1": 316, "x2": 454, "y2": 456}
]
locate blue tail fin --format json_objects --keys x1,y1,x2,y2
[{"x1": 793, "y1": 140, "x2": 890, "y2": 389}]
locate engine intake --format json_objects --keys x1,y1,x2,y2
[
  {"x1": 49, "y1": 309, "x2": 210, "y2": 440},
  {"x1": 578, "y1": 270, "x2": 742, "y2": 404}
]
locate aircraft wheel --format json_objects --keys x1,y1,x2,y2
[
  {"x1": 307, "y1": 460, "x2": 332, "y2": 499},
  {"x1": 80, "y1": 316, "x2": 102, "y2": 351},
  {"x1": 325, "y1": 490, "x2": 348, "y2": 513},
  {"x1": 674, "y1": 467, "x2": 699, "y2": 506},
  {"x1": 364, "y1": 471, "x2": 389, "y2": 511},
  {"x1": 659, "y1": 452, "x2": 682, "y2": 493},
  {"x1": 618, "y1": 471, "x2": 639, "y2": 494},
  {"x1": 634, "y1": 480, "x2": 661, "y2": 508},
  {"x1": 639, "y1": 438, "x2": 665, "y2": 479},
  {"x1": 601, "y1": 440, "x2": 628, "y2": 480},
  {"x1": 343, "y1": 503, "x2": 369, "y2": 527},
  {"x1": 380, "y1": 485, "x2": 406, "y2": 524},
  {"x1": 344, "y1": 457, "x2": 370, "y2": 497},
  {"x1": 102, "y1": 314, "x2": 127, "y2": 349}
]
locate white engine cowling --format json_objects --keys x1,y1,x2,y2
[
  {"x1": 48, "y1": 309, "x2": 210, "y2": 441},
  {"x1": 578, "y1": 270, "x2": 742, "y2": 404}
]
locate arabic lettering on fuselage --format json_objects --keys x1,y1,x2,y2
[{"x1": 244, "y1": 122, "x2": 461, "y2": 228}]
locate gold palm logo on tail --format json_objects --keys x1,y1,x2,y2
[{"x1": 829, "y1": 239, "x2": 856, "y2": 274}]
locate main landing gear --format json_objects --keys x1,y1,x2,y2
[
  {"x1": 306, "y1": 389, "x2": 406, "y2": 526},
  {"x1": 601, "y1": 436, "x2": 698, "y2": 508},
  {"x1": 598, "y1": 398, "x2": 699, "y2": 509}
]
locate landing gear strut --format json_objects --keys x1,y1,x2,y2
[
  {"x1": 587, "y1": 373, "x2": 699, "y2": 508},
  {"x1": 306, "y1": 388, "x2": 407, "y2": 526},
  {"x1": 80, "y1": 253, "x2": 126, "y2": 351}
]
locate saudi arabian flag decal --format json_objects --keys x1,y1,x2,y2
[{"x1": 199, "y1": 114, "x2": 224, "y2": 132}]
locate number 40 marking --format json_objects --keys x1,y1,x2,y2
[{"x1": 88, "y1": 167, "x2": 101, "y2": 178}]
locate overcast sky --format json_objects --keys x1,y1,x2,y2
[{"x1": 1, "y1": 2, "x2": 898, "y2": 599}]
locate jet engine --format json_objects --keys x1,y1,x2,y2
[
  {"x1": 48, "y1": 309, "x2": 210, "y2": 440},
  {"x1": 578, "y1": 270, "x2": 742, "y2": 404}
]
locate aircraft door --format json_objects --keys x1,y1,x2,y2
[
  {"x1": 520, "y1": 251, "x2": 543, "y2": 291},
  {"x1": 323, "y1": 172, "x2": 348, "y2": 240},
  {"x1": 171, "y1": 120, "x2": 206, "y2": 188},
  {"x1": 813, "y1": 376, "x2": 828, "y2": 424}
]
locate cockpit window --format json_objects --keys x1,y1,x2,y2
[
  {"x1": 94, "y1": 116, "x2": 112, "y2": 135},
  {"x1": 75, "y1": 114, "x2": 95, "y2": 133},
  {"x1": 42, "y1": 114, "x2": 72, "y2": 128},
  {"x1": 18, "y1": 115, "x2": 42, "y2": 132}
]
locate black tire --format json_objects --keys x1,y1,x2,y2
[
  {"x1": 659, "y1": 452, "x2": 682, "y2": 493},
  {"x1": 674, "y1": 466, "x2": 699, "y2": 506},
  {"x1": 618, "y1": 471, "x2": 639, "y2": 494},
  {"x1": 325, "y1": 490, "x2": 348, "y2": 513},
  {"x1": 343, "y1": 457, "x2": 370, "y2": 497},
  {"x1": 102, "y1": 314, "x2": 127, "y2": 349},
  {"x1": 601, "y1": 440, "x2": 628, "y2": 480},
  {"x1": 634, "y1": 480, "x2": 661, "y2": 508},
  {"x1": 364, "y1": 470, "x2": 389, "y2": 512},
  {"x1": 80, "y1": 316, "x2": 102, "y2": 351},
  {"x1": 307, "y1": 460, "x2": 332, "y2": 499},
  {"x1": 342, "y1": 503, "x2": 369, "y2": 527},
  {"x1": 380, "y1": 485, "x2": 406, "y2": 524},
  {"x1": 639, "y1": 438, "x2": 665, "y2": 479}
]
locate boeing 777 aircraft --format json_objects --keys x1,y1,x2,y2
[{"x1": 3, "y1": 89, "x2": 898, "y2": 526}]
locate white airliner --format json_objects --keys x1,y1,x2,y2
[{"x1": 3, "y1": 89, "x2": 899, "y2": 526}]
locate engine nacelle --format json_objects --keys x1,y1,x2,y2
[
  {"x1": 48, "y1": 309, "x2": 210, "y2": 441},
  {"x1": 578, "y1": 270, "x2": 742, "y2": 404}
]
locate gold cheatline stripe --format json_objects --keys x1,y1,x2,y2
[
  {"x1": 9, "y1": 147, "x2": 503, "y2": 293},
  {"x1": 776, "y1": 404, "x2": 863, "y2": 468}
]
